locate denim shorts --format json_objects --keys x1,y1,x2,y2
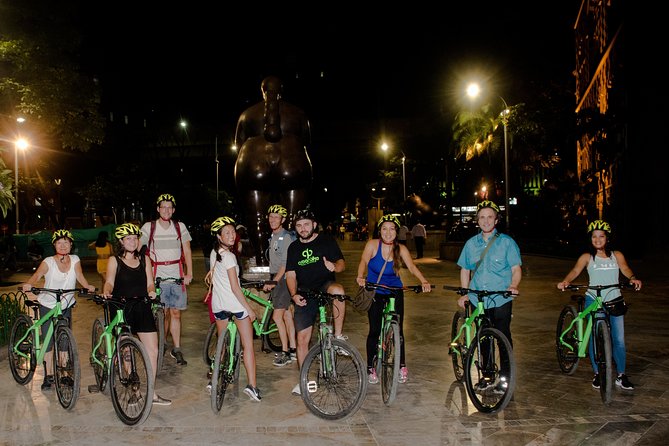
[{"x1": 158, "y1": 281, "x2": 187, "y2": 310}]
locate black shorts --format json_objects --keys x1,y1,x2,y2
[
  {"x1": 123, "y1": 299, "x2": 157, "y2": 334},
  {"x1": 294, "y1": 281, "x2": 334, "y2": 332}
]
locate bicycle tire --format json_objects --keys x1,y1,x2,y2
[
  {"x1": 556, "y1": 305, "x2": 580, "y2": 374},
  {"x1": 91, "y1": 317, "x2": 110, "y2": 395},
  {"x1": 450, "y1": 310, "x2": 467, "y2": 382},
  {"x1": 595, "y1": 320, "x2": 614, "y2": 405},
  {"x1": 211, "y1": 328, "x2": 241, "y2": 413},
  {"x1": 203, "y1": 322, "x2": 217, "y2": 365},
  {"x1": 53, "y1": 324, "x2": 81, "y2": 411},
  {"x1": 110, "y1": 336, "x2": 154, "y2": 425},
  {"x1": 8, "y1": 314, "x2": 36, "y2": 384},
  {"x1": 153, "y1": 306, "x2": 165, "y2": 375},
  {"x1": 299, "y1": 338, "x2": 367, "y2": 420},
  {"x1": 261, "y1": 311, "x2": 282, "y2": 353},
  {"x1": 381, "y1": 320, "x2": 401, "y2": 406},
  {"x1": 463, "y1": 327, "x2": 515, "y2": 414}
]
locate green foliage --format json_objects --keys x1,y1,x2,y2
[
  {"x1": 0, "y1": 149, "x2": 16, "y2": 217},
  {"x1": 0, "y1": 1, "x2": 104, "y2": 152}
]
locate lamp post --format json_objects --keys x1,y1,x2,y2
[
  {"x1": 14, "y1": 138, "x2": 29, "y2": 234},
  {"x1": 380, "y1": 141, "x2": 407, "y2": 206}
]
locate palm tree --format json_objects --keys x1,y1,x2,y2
[{"x1": 0, "y1": 151, "x2": 16, "y2": 218}]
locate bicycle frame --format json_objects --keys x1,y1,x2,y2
[
  {"x1": 558, "y1": 297, "x2": 603, "y2": 358},
  {"x1": 241, "y1": 288, "x2": 277, "y2": 337},
  {"x1": 90, "y1": 299, "x2": 130, "y2": 374},
  {"x1": 450, "y1": 301, "x2": 485, "y2": 357}
]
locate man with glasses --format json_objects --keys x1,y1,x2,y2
[{"x1": 141, "y1": 193, "x2": 193, "y2": 366}]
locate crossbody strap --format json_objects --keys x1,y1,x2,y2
[{"x1": 472, "y1": 233, "x2": 500, "y2": 278}]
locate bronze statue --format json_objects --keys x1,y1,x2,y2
[{"x1": 234, "y1": 76, "x2": 313, "y2": 266}]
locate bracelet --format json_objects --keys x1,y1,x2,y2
[{"x1": 630, "y1": 275, "x2": 636, "y2": 281}]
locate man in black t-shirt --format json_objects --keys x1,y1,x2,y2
[{"x1": 285, "y1": 209, "x2": 347, "y2": 395}]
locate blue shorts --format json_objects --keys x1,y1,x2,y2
[
  {"x1": 39, "y1": 304, "x2": 73, "y2": 353},
  {"x1": 158, "y1": 281, "x2": 188, "y2": 310}
]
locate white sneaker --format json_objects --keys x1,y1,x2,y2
[
  {"x1": 334, "y1": 335, "x2": 350, "y2": 356},
  {"x1": 292, "y1": 383, "x2": 301, "y2": 396}
]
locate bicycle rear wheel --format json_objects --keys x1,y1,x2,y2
[
  {"x1": 300, "y1": 338, "x2": 367, "y2": 420},
  {"x1": 153, "y1": 306, "x2": 165, "y2": 375},
  {"x1": 381, "y1": 320, "x2": 401, "y2": 406},
  {"x1": 211, "y1": 328, "x2": 240, "y2": 413},
  {"x1": 464, "y1": 327, "x2": 515, "y2": 413},
  {"x1": 110, "y1": 336, "x2": 154, "y2": 425},
  {"x1": 90, "y1": 317, "x2": 110, "y2": 394},
  {"x1": 595, "y1": 320, "x2": 614, "y2": 404},
  {"x1": 203, "y1": 322, "x2": 217, "y2": 365},
  {"x1": 450, "y1": 310, "x2": 467, "y2": 382},
  {"x1": 556, "y1": 305, "x2": 580, "y2": 374},
  {"x1": 53, "y1": 324, "x2": 81, "y2": 410},
  {"x1": 8, "y1": 314, "x2": 36, "y2": 384}
]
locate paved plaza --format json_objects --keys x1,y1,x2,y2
[{"x1": 1, "y1": 239, "x2": 668, "y2": 445}]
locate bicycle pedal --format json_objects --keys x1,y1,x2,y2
[{"x1": 88, "y1": 384, "x2": 100, "y2": 393}]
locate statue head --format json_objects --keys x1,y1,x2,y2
[{"x1": 261, "y1": 76, "x2": 282, "y2": 101}]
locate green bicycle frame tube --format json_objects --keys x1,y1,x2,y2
[
  {"x1": 13, "y1": 304, "x2": 62, "y2": 364},
  {"x1": 559, "y1": 298, "x2": 601, "y2": 357}
]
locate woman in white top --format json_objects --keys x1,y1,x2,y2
[
  {"x1": 22, "y1": 229, "x2": 96, "y2": 390},
  {"x1": 207, "y1": 216, "x2": 260, "y2": 401}
]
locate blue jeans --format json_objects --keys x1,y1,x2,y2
[{"x1": 586, "y1": 296, "x2": 626, "y2": 375}]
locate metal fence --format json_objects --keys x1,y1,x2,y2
[{"x1": 0, "y1": 290, "x2": 27, "y2": 347}]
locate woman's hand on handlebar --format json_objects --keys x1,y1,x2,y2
[{"x1": 557, "y1": 281, "x2": 570, "y2": 291}]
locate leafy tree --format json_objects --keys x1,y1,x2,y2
[{"x1": 0, "y1": 149, "x2": 15, "y2": 217}]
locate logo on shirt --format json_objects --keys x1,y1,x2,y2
[{"x1": 298, "y1": 248, "x2": 320, "y2": 266}]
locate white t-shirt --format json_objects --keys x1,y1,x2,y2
[
  {"x1": 38, "y1": 255, "x2": 80, "y2": 309},
  {"x1": 209, "y1": 249, "x2": 245, "y2": 314},
  {"x1": 140, "y1": 220, "x2": 192, "y2": 278}
]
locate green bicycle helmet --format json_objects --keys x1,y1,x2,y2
[
  {"x1": 267, "y1": 204, "x2": 288, "y2": 217},
  {"x1": 115, "y1": 223, "x2": 142, "y2": 240},
  {"x1": 52, "y1": 229, "x2": 74, "y2": 244},
  {"x1": 377, "y1": 214, "x2": 401, "y2": 229},
  {"x1": 587, "y1": 220, "x2": 611, "y2": 234},
  {"x1": 211, "y1": 216, "x2": 236, "y2": 235},
  {"x1": 477, "y1": 200, "x2": 501, "y2": 213},
  {"x1": 156, "y1": 193, "x2": 176, "y2": 206}
]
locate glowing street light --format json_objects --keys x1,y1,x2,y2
[
  {"x1": 466, "y1": 82, "x2": 512, "y2": 231},
  {"x1": 14, "y1": 138, "x2": 29, "y2": 234}
]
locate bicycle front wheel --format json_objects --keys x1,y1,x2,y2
[
  {"x1": 381, "y1": 320, "x2": 401, "y2": 406},
  {"x1": 300, "y1": 338, "x2": 367, "y2": 420},
  {"x1": 53, "y1": 324, "x2": 81, "y2": 410},
  {"x1": 153, "y1": 306, "x2": 165, "y2": 375},
  {"x1": 556, "y1": 305, "x2": 580, "y2": 374},
  {"x1": 90, "y1": 317, "x2": 110, "y2": 395},
  {"x1": 110, "y1": 336, "x2": 154, "y2": 425},
  {"x1": 464, "y1": 327, "x2": 515, "y2": 414},
  {"x1": 450, "y1": 310, "x2": 467, "y2": 382},
  {"x1": 211, "y1": 328, "x2": 241, "y2": 413},
  {"x1": 8, "y1": 314, "x2": 36, "y2": 384},
  {"x1": 595, "y1": 320, "x2": 614, "y2": 405},
  {"x1": 203, "y1": 323, "x2": 217, "y2": 365}
]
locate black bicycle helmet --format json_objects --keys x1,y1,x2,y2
[
  {"x1": 115, "y1": 223, "x2": 142, "y2": 240},
  {"x1": 294, "y1": 208, "x2": 316, "y2": 223},
  {"x1": 211, "y1": 216, "x2": 236, "y2": 235},
  {"x1": 587, "y1": 220, "x2": 611, "y2": 234},
  {"x1": 476, "y1": 200, "x2": 500, "y2": 213},
  {"x1": 267, "y1": 204, "x2": 288, "y2": 217},
  {"x1": 52, "y1": 229, "x2": 74, "y2": 244}
]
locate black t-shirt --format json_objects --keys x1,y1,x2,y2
[{"x1": 286, "y1": 233, "x2": 344, "y2": 291}]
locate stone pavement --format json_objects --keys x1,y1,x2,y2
[{"x1": 1, "y1": 239, "x2": 668, "y2": 445}]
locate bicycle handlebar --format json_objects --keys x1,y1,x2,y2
[
  {"x1": 19, "y1": 286, "x2": 91, "y2": 295},
  {"x1": 240, "y1": 278, "x2": 278, "y2": 289},
  {"x1": 364, "y1": 282, "x2": 433, "y2": 294},
  {"x1": 297, "y1": 288, "x2": 352, "y2": 303},
  {"x1": 443, "y1": 285, "x2": 517, "y2": 298},
  {"x1": 82, "y1": 292, "x2": 158, "y2": 306},
  {"x1": 562, "y1": 283, "x2": 635, "y2": 292}
]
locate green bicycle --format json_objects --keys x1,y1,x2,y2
[
  {"x1": 556, "y1": 282, "x2": 634, "y2": 405},
  {"x1": 86, "y1": 292, "x2": 154, "y2": 425},
  {"x1": 297, "y1": 288, "x2": 367, "y2": 421},
  {"x1": 444, "y1": 285, "x2": 516, "y2": 413},
  {"x1": 8, "y1": 287, "x2": 85, "y2": 410},
  {"x1": 202, "y1": 278, "x2": 280, "y2": 369},
  {"x1": 363, "y1": 282, "x2": 430, "y2": 406}
]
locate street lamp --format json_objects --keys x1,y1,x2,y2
[
  {"x1": 14, "y1": 138, "x2": 29, "y2": 234},
  {"x1": 380, "y1": 141, "x2": 407, "y2": 204},
  {"x1": 465, "y1": 83, "x2": 512, "y2": 231}
]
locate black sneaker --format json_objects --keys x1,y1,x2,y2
[
  {"x1": 616, "y1": 374, "x2": 635, "y2": 390},
  {"x1": 273, "y1": 352, "x2": 291, "y2": 367},
  {"x1": 592, "y1": 374, "x2": 600, "y2": 389},
  {"x1": 170, "y1": 349, "x2": 188, "y2": 365},
  {"x1": 244, "y1": 385, "x2": 261, "y2": 402},
  {"x1": 41, "y1": 375, "x2": 54, "y2": 391}
]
